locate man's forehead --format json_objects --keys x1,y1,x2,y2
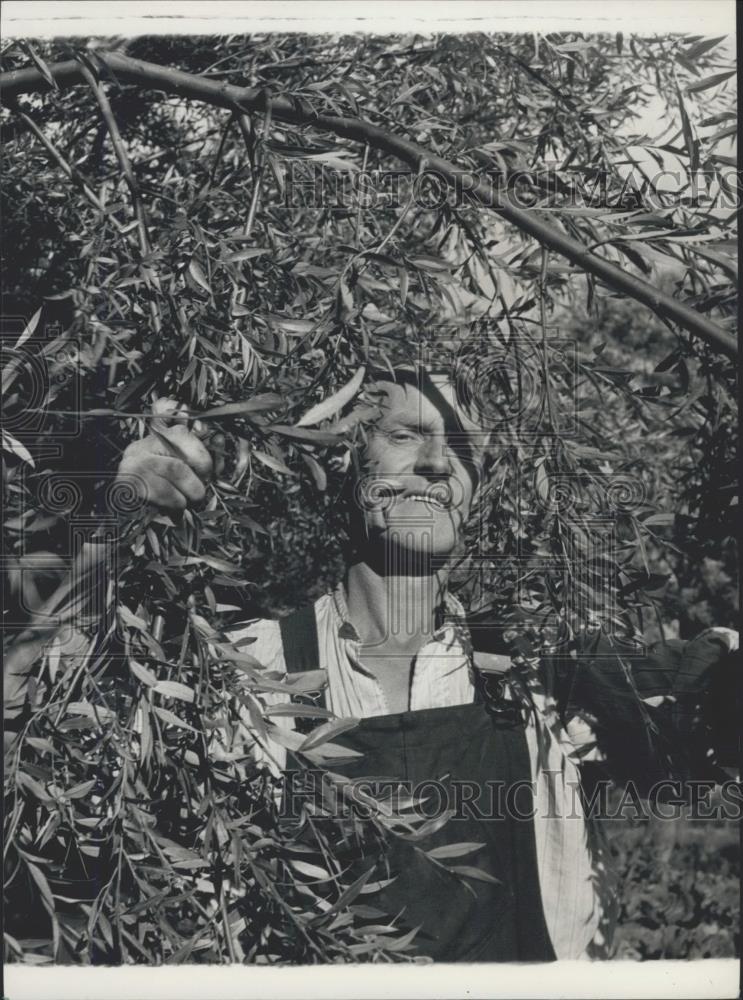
[{"x1": 367, "y1": 370, "x2": 487, "y2": 439}]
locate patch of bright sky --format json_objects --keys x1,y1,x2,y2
[{"x1": 612, "y1": 33, "x2": 736, "y2": 205}]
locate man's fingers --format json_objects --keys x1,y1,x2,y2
[
  {"x1": 118, "y1": 400, "x2": 216, "y2": 513},
  {"x1": 154, "y1": 424, "x2": 213, "y2": 481},
  {"x1": 148, "y1": 456, "x2": 207, "y2": 503},
  {"x1": 151, "y1": 397, "x2": 189, "y2": 435},
  {"x1": 149, "y1": 400, "x2": 214, "y2": 480},
  {"x1": 145, "y1": 473, "x2": 188, "y2": 511},
  {"x1": 118, "y1": 438, "x2": 211, "y2": 512},
  {"x1": 117, "y1": 462, "x2": 189, "y2": 512}
]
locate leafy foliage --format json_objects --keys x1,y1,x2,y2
[
  {"x1": 1, "y1": 31, "x2": 737, "y2": 964},
  {"x1": 609, "y1": 803, "x2": 739, "y2": 960}
]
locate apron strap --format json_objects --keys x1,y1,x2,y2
[
  {"x1": 279, "y1": 604, "x2": 320, "y2": 674},
  {"x1": 279, "y1": 605, "x2": 323, "y2": 736}
]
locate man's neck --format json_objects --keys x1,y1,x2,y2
[{"x1": 344, "y1": 558, "x2": 449, "y2": 654}]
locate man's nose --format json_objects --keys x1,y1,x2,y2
[{"x1": 413, "y1": 438, "x2": 452, "y2": 478}]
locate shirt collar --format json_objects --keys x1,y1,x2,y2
[{"x1": 329, "y1": 581, "x2": 466, "y2": 645}]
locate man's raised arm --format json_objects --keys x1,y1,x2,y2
[{"x1": 3, "y1": 399, "x2": 217, "y2": 749}]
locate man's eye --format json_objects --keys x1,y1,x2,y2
[{"x1": 389, "y1": 430, "x2": 416, "y2": 443}]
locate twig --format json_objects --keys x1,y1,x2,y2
[
  {"x1": 372, "y1": 157, "x2": 426, "y2": 257},
  {"x1": 206, "y1": 112, "x2": 237, "y2": 192},
  {"x1": 238, "y1": 98, "x2": 272, "y2": 239},
  {"x1": 355, "y1": 142, "x2": 369, "y2": 247},
  {"x1": 218, "y1": 884, "x2": 237, "y2": 963},
  {"x1": 232, "y1": 103, "x2": 272, "y2": 319},
  {"x1": 538, "y1": 246, "x2": 556, "y2": 432},
  {"x1": 76, "y1": 56, "x2": 162, "y2": 334},
  {"x1": 12, "y1": 107, "x2": 120, "y2": 225}
]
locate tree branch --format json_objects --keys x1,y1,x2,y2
[
  {"x1": 76, "y1": 56, "x2": 162, "y2": 334},
  {"x1": 0, "y1": 52, "x2": 736, "y2": 360}
]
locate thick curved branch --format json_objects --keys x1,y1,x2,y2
[{"x1": 0, "y1": 52, "x2": 737, "y2": 360}]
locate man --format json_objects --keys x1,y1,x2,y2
[{"x1": 113, "y1": 362, "x2": 737, "y2": 962}]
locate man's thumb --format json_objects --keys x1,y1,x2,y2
[{"x1": 150, "y1": 397, "x2": 189, "y2": 436}]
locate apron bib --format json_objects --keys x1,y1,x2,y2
[{"x1": 279, "y1": 606, "x2": 556, "y2": 963}]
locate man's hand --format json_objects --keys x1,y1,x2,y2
[{"x1": 116, "y1": 399, "x2": 214, "y2": 512}]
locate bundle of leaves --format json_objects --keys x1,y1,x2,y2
[{"x1": 1, "y1": 31, "x2": 737, "y2": 963}]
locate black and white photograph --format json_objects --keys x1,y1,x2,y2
[{"x1": 1, "y1": 2, "x2": 739, "y2": 997}]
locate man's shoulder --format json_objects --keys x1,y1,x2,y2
[
  {"x1": 227, "y1": 614, "x2": 281, "y2": 637},
  {"x1": 225, "y1": 615, "x2": 284, "y2": 669}
]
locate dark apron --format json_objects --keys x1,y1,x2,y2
[{"x1": 280, "y1": 607, "x2": 556, "y2": 963}]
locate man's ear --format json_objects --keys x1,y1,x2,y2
[{"x1": 327, "y1": 446, "x2": 351, "y2": 474}]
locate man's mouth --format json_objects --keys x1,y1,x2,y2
[
  {"x1": 359, "y1": 479, "x2": 456, "y2": 512},
  {"x1": 398, "y1": 490, "x2": 450, "y2": 510}
]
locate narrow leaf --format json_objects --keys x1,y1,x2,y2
[
  {"x1": 270, "y1": 425, "x2": 343, "y2": 445},
  {"x1": 153, "y1": 706, "x2": 197, "y2": 732},
  {"x1": 404, "y1": 808, "x2": 457, "y2": 842},
  {"x1": 26, "y1": 861, "x2": 56, "y2": 911},
  {"x1": 154, "y1": 680, "x2": 196, "y2": 703},
  {"x1": 2, "y1": 431, "x2": 35, "y2": 467},
  {"x1": 129, "y1": 659, "x2": 158, "y2": 687},
  {"x1": 289, "y1": 860, "x2": 332, "y2": 880},
  {"x1": 22, "y1": 43, "x2": 59, "y2": 91},
  {"x1": 17, "y1": 771, "x2": 52, "y2": 803},
  {"x1": 686, "y1": 70, "x2": 736, "y2": 94},
  {"x1": 426, "y1": 841, "x2": 485, "y2": 860},
  {"x1": 264, "y1": 703, "x2": 334, "y2": 719},
  {"x1": 15, "y1": 307, "x2": 42, "y2": 349},
  {"x1": 198, "y1": 394, "x2": 283, "y2": 420},
  {"x1": 188, "y1": 258, "x2": 212, "y2": 296},
  {"x1": 299, "y1": 716, "x2": 360, "y2": 752},
  {"x1": 676, "y1": 85, "x2": 699, "y2": 173},
  {"x1": 681, "y1": 35, "x2": 726, "y2": 61},
  {"x1": 296, "y1": 367, "x2": 366, "y2": 427},
  {"x1": 253, "y1": 450, "x2": 293, "y2": 475},
  {"x1": 449, "y1": 865, "x2": 502, "y2": 885},
  {"x1": 310, "y1": 867, "x2": 375, "y2": 923},
  {"x1": 64, "y1": 779, "x2": 97, "y2": 800},
  {"x1": 301, "y1": 452, "x2": 328, "y2": 491},
  {"x1": 223, "y1": 248, "x2": 269, "y2": 263},
  {"x1": 379, "y1": 925, "x2": 421, "y2": 951}
]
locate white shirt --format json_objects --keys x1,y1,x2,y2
[{"x1": 226, "y1": 585, "x2": 612, "y2": 960}]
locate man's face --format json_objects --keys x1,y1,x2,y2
[{"x1": 350, "y1": 377, "x2": 482, "y2": 563}]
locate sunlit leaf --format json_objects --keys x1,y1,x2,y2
[
  {"x1": 426, "y1": 841, "x2": 485, "y2": 860},
  {"x1": 198, "y1": 394, "x2": 284, "y2": 420},
  {"x1": 449, "y1": 865, "x2": 502, "y2": 885},
  {"x1": 14, "y1": 307, "x2": 42, "y2": 348},
  {"x1": 298, "y1": 716, "x2": 360, "y2": 751},
  {"x1": 154, "y1": 679, "x2": 196, "y2": 703},
  {"x1": 129, "y1": 659, "x2": 158, "y2": 687},
  {"x1": 188, "y1": 257, "x2": 212, "y2": 296},
  {"x1": 153, "y1": 705, "x2": 197, "y2": 732},
  {"x1": 252, "y1": 449, "x2": 293, "y2": 475},
  {"x1": 296, "y1": 367, "x2": 366, "y2": 427},
  {"x1": 1, "y1": 431, "x2": 35, "y2": 466}
]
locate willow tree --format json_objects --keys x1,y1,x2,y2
[{"x1": 1, "y1": 32, "x2": 737, "y2": 965}]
